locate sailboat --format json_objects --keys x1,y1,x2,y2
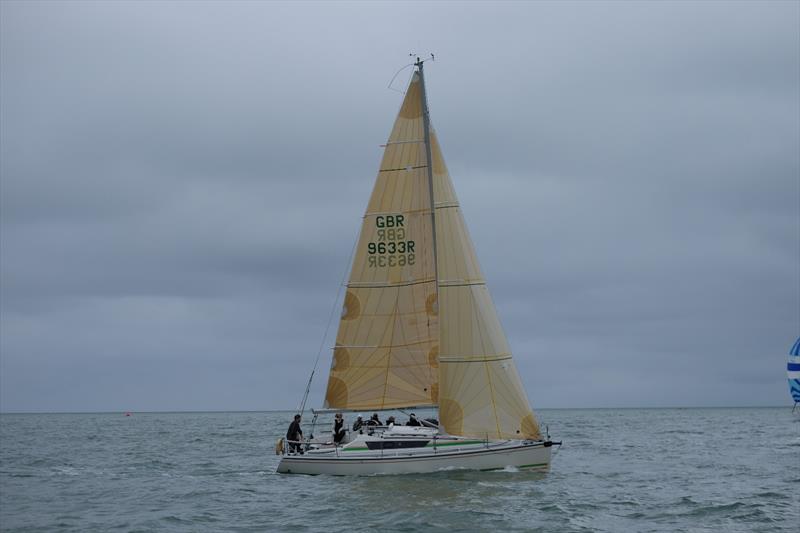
[
  {"x1": 789, "y1": 337, "x2": 800, "y2": 412},
  {"x1": 277, "y1": 57, "x2": 559, "y2": 475}
]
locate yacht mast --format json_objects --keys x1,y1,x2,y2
[
  {"x1": 416, "y1": 57, "x2": 440, "y2": 314},
  {"x1": 415, "y1": 56, "x2": 442, "y2": 420}
]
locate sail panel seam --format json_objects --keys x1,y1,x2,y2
[
  {"x1": 362, "y1": 207, "x2": 433, "y2": 218},
  {"x1": 439, "y1": 281, "x2": 486, "y2": 288},
  {"x1": 348, "y1": 279, "x2": 435, "y2": 289},
  {"x1": 380, "y1": 165, "x2": 428, "y2": 173},
  {"x1": 439, "y1": 354, "x2": 513, "y2": 363},
  {"x1": 382, "y1": 139, "x2": 424, "y2": 146}
]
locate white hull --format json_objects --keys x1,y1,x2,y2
[{"x1": 277, "y1": 440, "x2": 553, "y2": 476}]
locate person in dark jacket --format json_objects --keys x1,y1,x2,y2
[
  {"x1": 369, "y1": 413, "x2": 382, "y2": 426},
  {"x1": 406, "y1": 413, "x2": 421, "y2": 426},
  {"x1": 286, "y1": 414, "x2": 303, "y2": 454},
  {"x1": 352, "y1": 414, "x2": 364, "y2": 432},
  {"x1": 333, "y1": 413, "x2": 346, "y2": 445}
]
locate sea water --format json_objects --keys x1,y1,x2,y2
[{"x1": 0, "y1": 408, "x2": 797, "y2": 532}]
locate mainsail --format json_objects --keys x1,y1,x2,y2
[
  {"x1": 324, "y1": 72, "x2": 439, "y2": 410},
  {"x1": 324, "y1": 64, "x2": 541, "y2": 441}
]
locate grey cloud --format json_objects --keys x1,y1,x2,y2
[{"x1": 1, "y1": 1, "x2": 797, "y2": 412}]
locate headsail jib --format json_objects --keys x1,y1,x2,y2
[{"x1": 430, "y1": 129, "x2": 541, "y2": 441}]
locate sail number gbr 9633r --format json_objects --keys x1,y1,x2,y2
[{"x1": 367, "y1": 215, "x2": 415, "y2": 267}]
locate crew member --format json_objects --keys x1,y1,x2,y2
[
  {"x1": 406, "y1": 413, "x2": 421, "y2": 426},
  {"x1": 286, "y1": 414, "x2": 304, "y2": 454},
  {"x1": 333, "y1": 413, "x2": 346, "y2": 445},
  {"x1": 352, "y1": 414, "x2": 364, "y2": 432},
  {"x1": 369, "y1": 413, "x2": 382, "y2": 425}
]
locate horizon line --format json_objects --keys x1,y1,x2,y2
[{"x1": 0, "y1": 405, "x2": 792, "y2": 415}]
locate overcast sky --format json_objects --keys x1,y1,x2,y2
[{"x1": 1, "y1": 1, "x2": 798, "y2": 412}]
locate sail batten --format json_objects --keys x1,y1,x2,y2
[
  {"x1": 440, "y1": 354, "x2": 513, "y2": 362},
  {"x1": 348, "y1": 279, "x2": 436, "y2": 289},
  {"x1": 380, "y1": 165, "x2": 428, "y2": 173}
]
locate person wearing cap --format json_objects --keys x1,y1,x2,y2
[
  {"x1": 386, "y1": 416, "x2": 396, "y2": 426},
  {"x1": 369, "y1": 413, "x2": 382, "y2": 426},
  {"x1": 352, "y1": 414, "x2": 364, "y2": 432},
  {"x1": 333, "y1": 412, "x2": 346, "y2": 445},
  {"x1": 406, "y1": 413, "x2": 421, "y2": 426}
]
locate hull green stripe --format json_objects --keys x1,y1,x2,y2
[
  {"x1": 425, "y1": 440, "x2": 483, "y2": 447},
  {"x1": 343, "y1": 440, "x2": 485, "y2": 452}
]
